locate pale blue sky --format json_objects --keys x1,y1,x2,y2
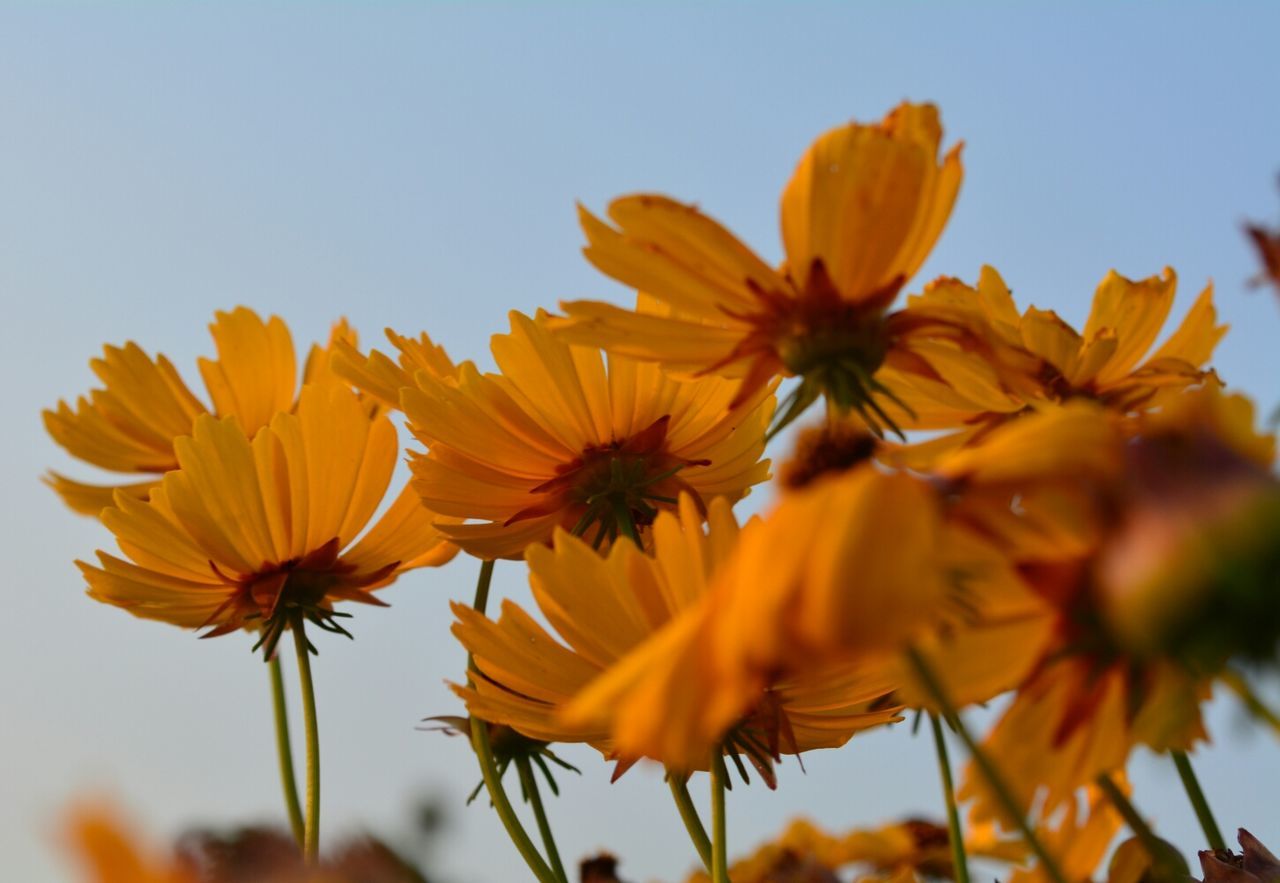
[{"x1": 4, "y1": 4, "x2": 1280, "y2": 882}]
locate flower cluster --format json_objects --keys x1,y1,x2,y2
[{"x1": 45, "y1": 101, "x2": 1280, "y2": 883}]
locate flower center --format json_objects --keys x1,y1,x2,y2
[
  {"x1": 507, "y1": 415, "x2": 709, "y2": 548},
  {"x1": 201, "y1": 538, "x2": 394, "y2": 658}
]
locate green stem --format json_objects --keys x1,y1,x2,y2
[
  {"x1": 465, "y1": 560, "x2": 558, "y2": 883},
  {"x1": 710, "y1": 753, "x2": 730, "y2": 883},
  {"x1": 668, "y1": 774, "x2": 713, "y2": 873},
  {"x1": 290, "y1": 614, "x2": 321, "y2": 863},
  {"x1": 1221, "y1": 669, "x2": 1280, "y2": 735},
  {"x1": 473, "y1": 558, "x2": 495, "y2": 616},
  {"x1": 1094, "y1": 772, "x2": 1159, "y2": 846},
  {"x1": 517, "y1": 757, "x2": 568, "y2": 883},
  {"x1": 1171, "y1": 751, "x2": 1226, "y2": 851},
  {"x1": 905, "y1": 647, "x2": 1067, "y2": 883},
  {"x1": 469, "y1": 719, "x2": 558, "y2": 883},
  {"x1": 268, "y1": 655, "x2": 305, "y2": 847},
  {"x1": 929, "y1": 713, "x2": 970, "y2": 883}
]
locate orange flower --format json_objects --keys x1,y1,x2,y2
[
  {"x1": 78, "y1": 384, "x2": 456, "y2": 655},
  {"x1": 398, "y1": 310, "x2": 773, "y2": 560},
  {"x1": 876, "y1": 266, "x2": 1226, "y2": 465},
  {"x1": 44, "y1": 310, "x2": 368, "y2": 516},
  {"x1": 454, "y1": 495, "x2": 900, "y2": 779},
  {"x1": 64, "y1": 802, "x2": 196, "y2": 883},
  {"x1": 555, "y1": 102, "x2": 1005, "y2": 435}
]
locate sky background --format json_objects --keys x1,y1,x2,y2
[{"x1": 4, "y1": 4, "x2": 1280, "y2": 881}]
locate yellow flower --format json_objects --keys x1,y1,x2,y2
[
  {"x1": 400, "y1": 310, "x2": 774, "y2": 560},
  {"x1": 559, "y1": 467, "x2": 941, "y2": 772},
  {"x1": 453, "y1": 495, "x2": 900, "y2": 779},
  {"x1": 876, "y1": 266, "x2": 1226, "y2": 464},
  {"x1": 44, "y1": 309, "x2": 366, "y2": 516},
  {"x1": 64, "y1": 802, "x2": 196, "y2": 883},
  {"x1": 78, "y1": 384, "x2": 457, "y2": 655},
  {"x1": 555, "y1": 102, "x2": 983, "y2": 434}
]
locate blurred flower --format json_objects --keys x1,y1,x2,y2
[
  {"x1": 454, "y1": 495, "x2": 900, "y2": 779},
  {"x1": 1097, "y1": 388, "x2": 1279, "y2": 667},
  {"x1": 1244, "y1": 177, "x2": 1280, "y2": 295},
  {"x1": 680, "y1": 816, "x2": 1023, "y2": 883},
  {"x1": 400, "y1": 310, "x2": 774, "y2": 559},
  {"x1": 44, "y1": 310, "x2": 365, "y2": 516},
  {"x1": 78, "y1": 384, "x2": 457, "y2": 656},
  {"x1": 65, "y1": 802, "x2": 197, "y2": 883},
  {"x1": 876, "y1": 266, "x2": 1225, "y2": 466},
  {"x1": 944, "y1": 392, "x2": 1277, "y2": 827},
  {"x1": 1198, "y1": 830, "x2": 1280, "y2": 883},
  {"x1": 1004, "y1": 784, "x2": 1125, "y2": 883},
  {"x1": 553, "y1": 102, "x2": 1020, "y2": 436}
]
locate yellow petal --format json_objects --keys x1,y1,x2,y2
[{"x1": 197, "y1": 307, "x2": 296, "y2": 435}]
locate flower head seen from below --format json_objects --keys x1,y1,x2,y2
[
  {"x1": 556, "y1": 101, "x2": 982, "y2": 436},
  {"x1": 876, "y1": 265, "x2": 1227, "y2": 464},
  {"x1": 44, "y1": 309, "x2": 367, "y2": 516},
  {"x1": 78, "y1": 384, "x2": 457, "y2": 657},
  {"x1": 453, "y1": 494, "x2": 900, "y2": 782},
  {"x1": 399, "y1": 310, "x2": 774, "y2": 560}
]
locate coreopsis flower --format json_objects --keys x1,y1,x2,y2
[
  {"x1": 399, "y1": 310, "x2": 774, "y2": 560},
  {"x1": 78, "y1": 384, "x2": 457, "y2": 657},
  {"x1": 876, "y1": 266, "x2": 1226, "y2": 464},
  {"x1": 65, "y1": 802, "x2": 198, "y2": 883},
  {"x1": 452, "y1": 495, "x2": 901, "y2": 780},
  {"x1": 44, "y1": 309, "x2": 367, "y2": 516},
  {"x1": 554, "y1": 102, "x2": 1018, "y2": 435},
  {"x1": 559, "y1": 465, "x2": 946, "y2": 772}
]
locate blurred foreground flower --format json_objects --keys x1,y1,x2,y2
[
  {"x1": 65, "y1": 802, "x2": 433, "y2": 883},
  {"x1": 393, "y1": 310, "x2": 774, "y2": 559},
  {"x1": 44, "y1": 309, "x2": 363, "y2": 515},
  {"x1": 455, "y1": 495, "x2": 900, "y2": 780},
  {"x1": 680, "y1": 816, "x2": 1024, "y2": 883},
  {"x1": 78, "y1": 384, "x2": 457, "y2": 656},
  {"x1": 555, "y1": 102, "x2": 1030, "y2": 436}
]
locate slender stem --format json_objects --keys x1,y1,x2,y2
[
  {"x1": 1094, "y1": 773, "x2": 1161, "y2": 851},
  {"x1": 465, "y1": 560, "x2": 557, "y2": 883},
  {"x1": 290, "y1": 614, "x2": 321, "y2": 863},
  {"x1": 517, "y1": 757, "x2": 568, "y2": 883},
  {"x1": 473, "y1": 558, "x2": 495, "y2": 616},
  {"x1": 905, "y1": 647, "x2": 1067, "y2": 883},
  {"x1": 1171, "y1": 751, "x2": 1227, "y2": 851},
  {"x1": 710, "y1": 753, "x2": 730, "y2": 883},
  {"x1": 668, "y1": 774, "x2": 713, "y2": 873},
  {"x1": 268, "y1": 655, "x2": 305, "y2": 847},
  {"x1": 929, "y1": 713, "x2": 970, "y2": 883},
  {"x1": 469, "y1": 719, "x2": 557, "y2": 883},
  {"x1": 1221, "y1": 668, "x2": 1280, "y2": 735}
]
